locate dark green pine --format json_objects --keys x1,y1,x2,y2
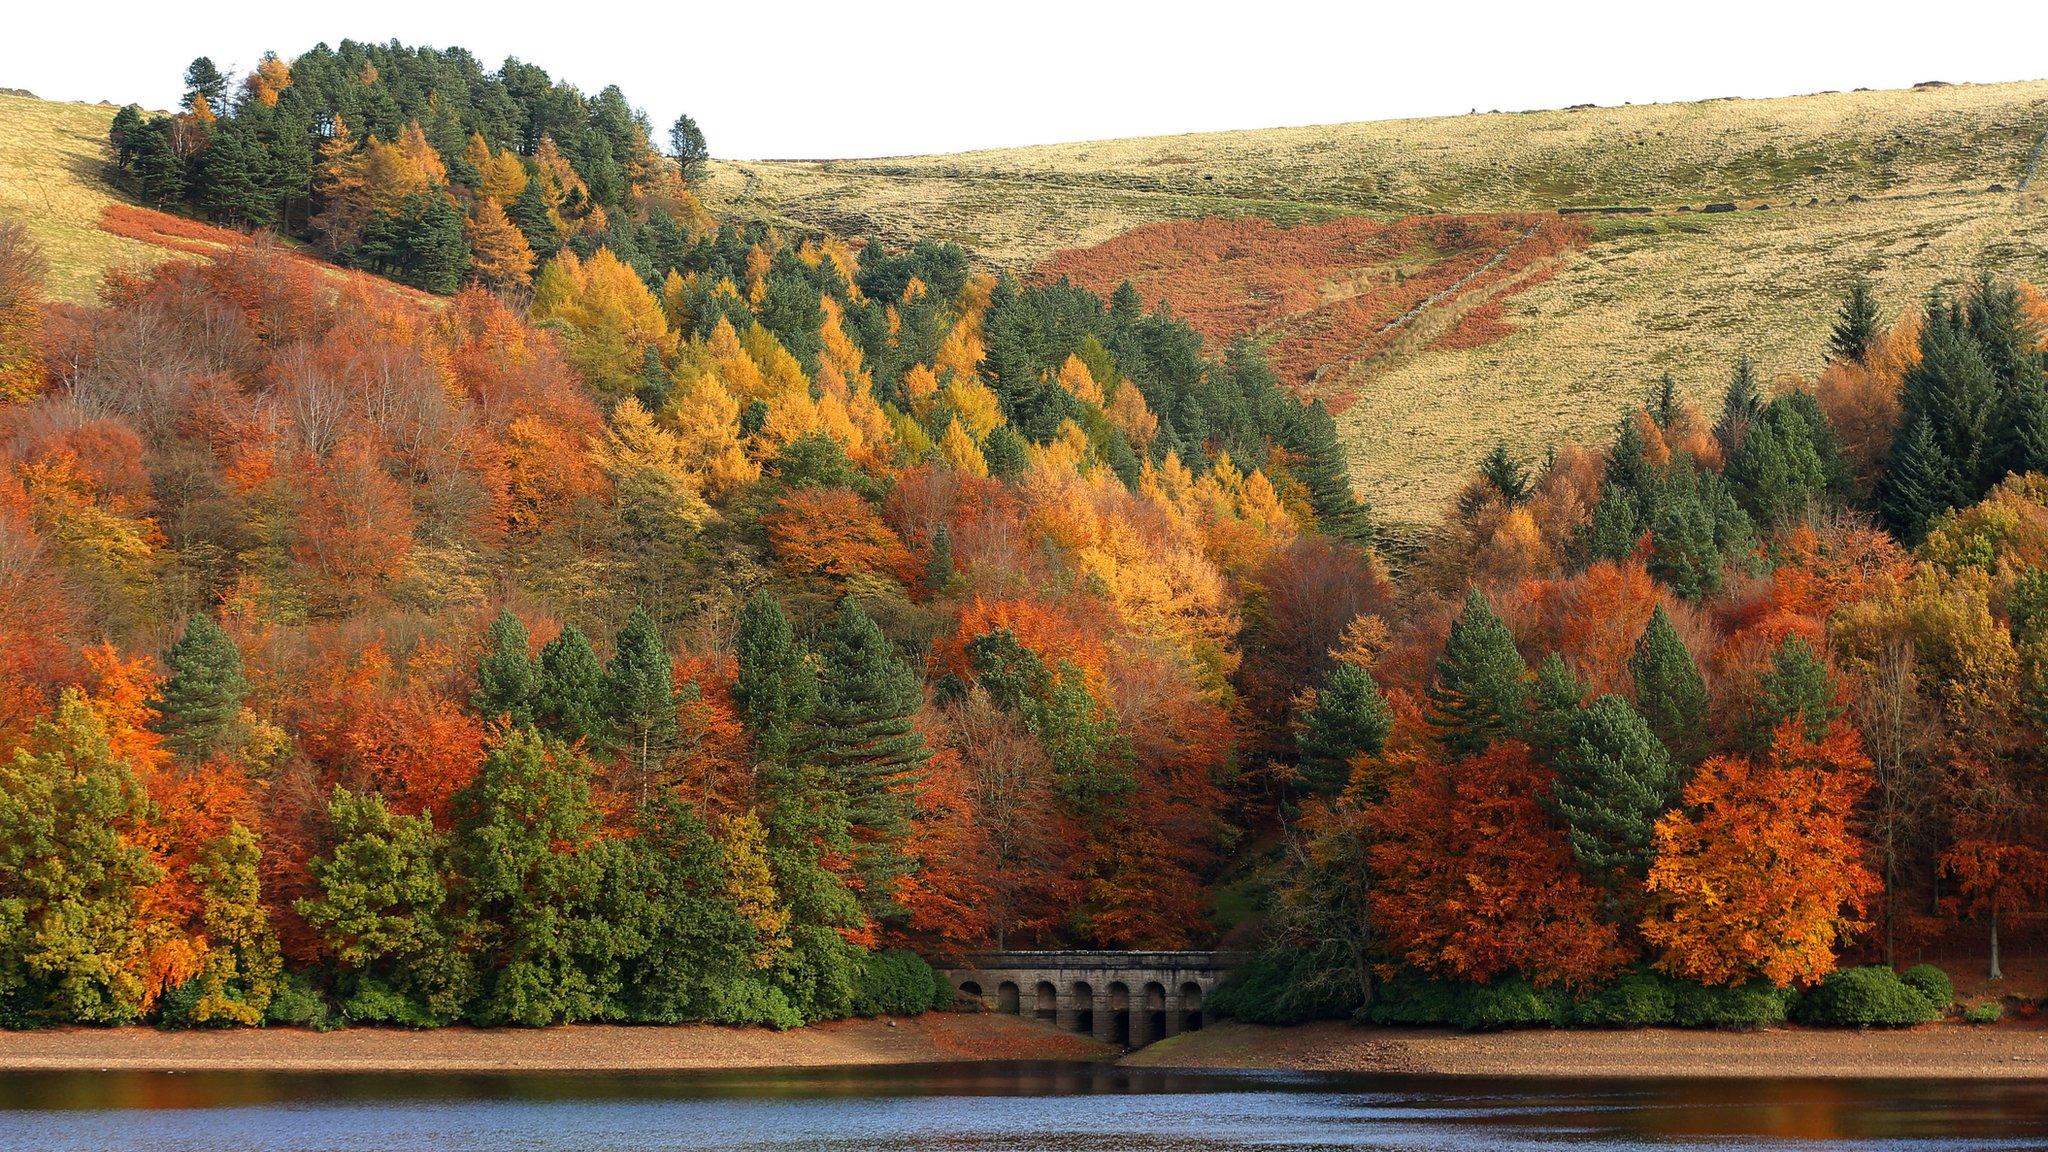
[
  {"x1": 151, "y1": 613, "x2": 250, "y2": 762},
  {"x1": 1427, "y1": 588, "x2": 1528, "y2": 757}
]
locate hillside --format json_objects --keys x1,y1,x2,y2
[
  {"x1": 703, "y1": 81, "x2": 2048, "y2": 521},
  {"x1": 0, "y1": 93, "x2": 172, "y2": 300}
]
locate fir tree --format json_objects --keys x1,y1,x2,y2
[
  {"x1": 151, "y1": 613, "x2": 250, "y2": 762},
  {"x1": 808, "y1": 602, "x2": 930, "y2": 917},
  {"x1": 537, "y1": 625, "x2": 608, "y2": 745},
  {"x1": 1547, "y1": 694, "x2": 1679, "y2": 890},
  {"x1": 129, "y1": 119, "x2": 188, "y2": 208},
  {"x1": 1725, "y1": 398, "x2": 1827, "y2": 524},
  {"x1": 1877, "y1": 416, "x2": 1964, "y2": 544},
  {"x1": 1650, "y1": 372, "x2": 1679, "y2": 428},
  {"x1": 1828, "y1": 278, "x2": 1882, "y2": 365},
  {"x1": 1427, "y1": 588, "x2": 1528, "y2": 757},
  {"x1": 1286, "y1": 399, "x2": 1374, "y2": 545},
  {"x1": 193, "y1": 121, "x2": 271, "y2": 227},
  {"x1": 1296, "y1": 662, "x2": 1393, "y2": 796},
  {"x1": 982, "y1": 425, "x2": 1029, "y2": 478},
  {"x1": 733, "y1": 591, "x2": 817, "y2": 765},
  {"x1": 1714, "y1": 355, "x2": 1763, "y2": 461},
  {"x1": 605, "y1": 607, "x2": 682, "y2": 789},
  {"x1": 1897, "y1": 294, "x2": 1998, "y2": 496},
  {"x1": 1753, "y1": 634, "x2": 1842, "y2": 746},
  {"x1": 1528, "y1": 651, "x2": 1587, "y2": 755},
  {"x1": 1474, "y1": 441, "x2": 1529, "y2": 508},
  {"x1": 924, "y1": 524, "x2": 954, "y2": 594},
  {"x1": 1629, "y1": 605, "x2": 1710, "y2": 763},
  {"x1": 473, "y1": 609, "x2": 538, "y2": 726}
]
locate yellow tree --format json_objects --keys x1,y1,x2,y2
[
  {"x1": 530, "y1": 248, "x2": 673, "y2": 397},
  {"x1": 464, "y1": 198, "x2": 535, "y2": 290},
  {"x1": 938, "y1": 421, "x2": 990, "y2": 477}
]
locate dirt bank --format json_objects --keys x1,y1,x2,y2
[
  {"x1": 0, "y1": 1013, "x2": 1112, "y2": 1073},
  {"x1": 1123, "y1": 1020, "x2": 2048, "y2": 1078}
]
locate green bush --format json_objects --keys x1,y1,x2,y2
[
  {"x1": 1669, "y1": 979, "x2": 1793, "y2": 1028},
  {"x1": 1795, "y1": 966, "x2": 1941, "y2": 1027},
  {"x1": 851, "y1": 950, "x2": 947, "y2": 1017},
  {"x1": 264, "y1": 973, "x2": 337, "y2": 1031},
  {"x1": 1367, "y1": 972, "x2": 1460, "y2": 1026},
  {"x1": 1965, "y1": 1002, "x2": 2003, "y2": 1025},
  {"x1": 705, "y1": 976, "x2": 803, "y2": 1030},
  {"x1": 1453, "y1": 978, "x2": 1565, "y2": 1032},
  {"x1": 1208, "y1": 945, "x2": 1364, "y2": 1025},
  {"x1": 1900, "y1": 964, "x2": 1953, "y2": 1011},
  {"x1": 1571, "y1": 970, "x2": 1677, "y2": 1027},
  {"x1": 340, "y1": 976, "x2": 446, "y2": 1029}
]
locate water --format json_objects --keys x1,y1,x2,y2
[{"x1": 2, "y1": 1062, "x2": 2046, "y2": 1150}]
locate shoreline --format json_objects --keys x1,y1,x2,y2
[
  {"x1": 1123, "y1": 1020, "x2": 2048, "y2": 1079},
  {"x1": 0, "y1": 1014, "x2": 1111, "y2": 1073}
]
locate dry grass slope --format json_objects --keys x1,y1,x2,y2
[
  {"x1": 706, "y1": 82, "x2": 2048, "y2": 522},
  {"x1": 0, "y1": 93, "x2": 170, "y2": 301}
]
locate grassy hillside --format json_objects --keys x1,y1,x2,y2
[
  {"x1": 0, "y1": 92, "x2": 171, "y2": 301},
  {"x1": 705, "y1": 81, "x2": 2048, "y2": 522}
]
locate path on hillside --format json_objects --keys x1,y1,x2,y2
[{"x1": 1307, "y1": 223, "x2": 1543, "y2": 386}]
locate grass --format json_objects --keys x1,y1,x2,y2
[
  {"x1": 705, "y1": 81, "x2": 2048, "y2": 523},
  {"x1": 0, "y1": 92, "x2": 169, "y2": 301}
]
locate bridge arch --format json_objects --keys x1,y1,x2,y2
[
  {"x1": 939, "y1": 951, "x2": 1242, "y2": 1049},
  {"x1": 996, "y1": 980, "x2": 1020, "y2": 1013},
  {"x1": 1179, "y1": 980, "x2": 1205, "y2": 1033},
  {"x1": 1034, "y1": 981, "x2": 1058, "y2": 1022},
  {"x1": 1067, "y1": 980, "x2": 1094, "y2": 1036}
]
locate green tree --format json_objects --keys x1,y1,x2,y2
[
  {"x1": 1628, "y1": 606, "x2": 1710, "y2": 763},
  {"x1": 982, "y1": 426, "x2": 1029, "y2": 478},
  {"x1": 1286, "y1": 398, "x2": 1375, "y2": 545},
  {"x1": 1828, "y1": 278, "x2": 1882, "y2": 365},
  {"x1": 1752, "y1": 635, "x2": 1842, "y2": 746},
  {"x1": 1877, "y1": 416, "x2": 1964, "y2": 544},
  {"x1": 668, "y1": 114, "x2": 708, "y2": 184},
  {"x1": 1477, "y1": 442, "x2": 1530, "y2": 506},
  {"x1": 453, "y1": 729, "x2": 612, "y2": 1026},
  {"x1": 756, "y1": 760, "x2": 863, "y2": 1022},
  {"x1": 1427, "y1": 588, "x2": 1528, "y2": 757},
  {"x1": 1893, "y1": 295, "x2": 1997, "y2": 498},
  {"x1": 193, "y1": 121, "x2": 271, "y2": 227},
  {"x1": 1725, "y1": 399, "x2": 1827, "y2": 525},
  {"x1": 151, "y1": 613, "x2": 249, "y2": 762},
  {"x1": 356, "y1": 191, "x2": 470, "y2": 295},
  {"x1": 473, "y1": 609, "x2": 538, "y2": 726},
  {"x1": 0, "y1": 694, "x2": 159, "y2": 1024},
  {"x1": 1714, "y1": 356, "x2": 1763, "y2": 460},
  {"x1": 129, "y1": 119, "x2": 188, "y2": 208},
  {"x1": 182, "y1": 57, "x2": 228, "y2": 112},
  {"x1": 924, "y1": 524, "x2": 954, "y2": 594},
  {"x1": 605, "y1": 607, "x2": 682, "y2": 791},
  {"x1": 536, "y1": 625, "x2": 607, "y2": 745},
  {"x1": 298, "y1": 787, "x2": 474, "y2": 1027},
  {"x1": 734, "y1": 591, "x2": 818, "y2": 765},
  {"x1": 1547, "y1": 695, "x2": 1678, "y2": 892},
  {"x1": 1528, "y1": 651, "x2": 1588, "y2": 755},
  {"x1": 507, "y1": 179, "x2": 561, "y2": 258},
  {"x1": 808, "y1": 602, "x2": 929, "y2": 917},
  {"x1": 171, "y1": 823, "x2": 282, "y2": 1026},
  {"x1": 1296, "y1": 662, "x2": 1392, "y2": 796}
]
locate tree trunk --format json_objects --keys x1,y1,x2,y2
[{"x1": 1990, "y1": 905, "x2": 2004, "y2": 982}]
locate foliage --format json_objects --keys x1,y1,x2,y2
[{"x1": 1792, "y1": 966, "x2": 1942, "y2": 1027}]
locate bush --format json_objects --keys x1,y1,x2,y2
[
  {"x1": 1571, "y1": 970, "x2": 1677, "y2": 1027},
  {"x1": 851, "y1": 950, "x2": 948, "y2": 1017},
  {"x1": 1795, "y1": 967, "x2": 1941, "y2": 1027},
  {"x1": 340, "y1": 976, "x2": 446, "y2": 1029},
  {"x1": 1208, "y1": 945, "x2": 1364, "y2": 1026},
  {"x1": 705, "y1": 976, "x2": 804, "y2": 1031},
  {"x1": 1965, "y1": 1002, "x2": 2003, "y2": 1025},
  {"x1": 1669, "y1": 980, "x2": 1793, "y2": 1028},
  {"x1": 1367, "y1": 971, "x2": 1460, "y2": 1026},
  {"x1": 264, "y1": 973, "x2": 338, "y2": 1031},
  {"x1": 1454, "y1": 977, "x2": 1566, "y2": 1032},
  {"x1": 1900, "y1": 964, "x2": 1953, "y2": 1011}
]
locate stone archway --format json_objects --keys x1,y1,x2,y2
[
  {"x1": 997, "y1": 980, "x2": 1021, "y2": 1014},
  {"x1": 1179, "y1": 980, "x2": 1205, "y2": 1032},
  {"x1": 1034, "y1": 980, "x2": 1058, "y2": 1023},
  {"x1": 1066, "y1": 980, "x2": 1094, "y2": 1035}
]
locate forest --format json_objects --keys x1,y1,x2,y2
[{"x1": 1, "y1": 44, "x2": 2047, "y2": 1033}]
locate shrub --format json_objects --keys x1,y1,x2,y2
[
  {"x1": 1900, "y1": 964, "x2": 1953, "y2": 1011},
  {"x1": 1367, "y1": 971, "x2": 1460, "y2": 1026},
  {"x1": 1795, "y1": 966, "x2": 1942, "y2": 1027},
  {"x1": 851, "y1": 950, "x2": 947, "y2": 1017},
  {"x1": 264, "y1": 973, "x2": 338, "y2": 1031},
  {"x1": 705, "y1": 977, "x2": 804, "y2": 1031},
  {"x1": 1208, "y1": 944, "x2": 1364, "y2": 1025},
  {"x1": 1454, "y1": 978, "x2": 1566, "y2": 1032},
  {"x1": 1965, "y1": 1002, "x2": 2003, "y2": 1025},
  {"x1": 341, "y1": 976, "x2": 445, "y2": 1029},
  {"x1": 1669, "y1": 980, "x2": 1793, "y2": 1028},
  {"x1": 1571, "y1": 970, "x2": 1677, "y2": 1027}
]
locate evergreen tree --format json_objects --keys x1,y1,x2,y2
[
  {"x1": 473, "y1": 609, "x2": 538, "y2": 726},
  {"x1": 536, "y1": 625, "x2": 608, "y2": 744},
  {"x1": 1896, "y1": 295, "x2": 1998, "y2": 497},
  {"x1": 924, "y1": 524, "x2": 954, "y2": 594},
  {"x1": 193, "y1": 121, "x2": 271, "y2": 227},
  {"x1": 636, "y1": 346, "x2": 671, "y2": 414},
  {"x1": 1725, "y1": 398, "x2": 1827, "y2": 524},
  {"x1": 1528, "y1": 651, "x2": 1587, "y2": 754},
  {"x1": 1828, "y1": 278, "x2": 1882, "y2": 365},
  {"x1": 601, "y1": 795, "x2": 765, "y2": 1024},
  {"x1": 453, "y1": 729, "x2": 611, "y2": 1025},
  {"x1": 808, "y1": 602, "x2": 929, "y2": 917},
  {"x1": 1427, "y1": 588, "x2": 1528, "y2": 757},
  {"x1": 108, "y1": 104, "x2": 144, "y2": 168},
  {"x1": 733, "y1": 591, "x2": 817, "y2": 765},
  {"x1": 668, "y1": 114, "x2": 708, "y2": 184},
  {"x1": 152, "y1": 613, "x2": 250, "y2": 762},
  {"x1": 1547, "y1": 695, "x2": 1679, "y2": 891},
  {"x1": 507, "y1": 179, "x2": 560, "y2": 258},
  {"x1": 1472, "y1": 441, "x2": 1530, "y2": 508},
  {"x1": 1650, "y1": 372, "x2": 1679, "y2": 428},
  {"x1": 965, "y1": 628, "x2": 1054, "y2": 712},
  {"x1": 982, "y1": 425, "x2": 1029, "y2": 478},
  {"x1": 1877, "y1": 416, "x2": 1964, "y2": 544},
  {"x1": 182, "y1": 57, "x2": 229, "y2": 113},
  {"x1": 129, "y1": 119, "x2": 188, "y2": 208},
  {"x1": 1030, "y1": 662, "x2": 1133, "y2": 810},
  {"x1": 1296, "y1": 662, "x2": 1393, "y2": 796},
  {"x1": 1628, "y1": 606, "x2": 1710, "y2": 763},
  {"x1": 1714, "y1": 355, "x2": 1763, "y2": 460},
  {"x1": 1753, "y1": 634, "x2": 1842, "y2": 746},
  {"x1": 605, "y1": 607, "x2": 682, "y2": 791},
  {"x1": 1285, "y1": 398, "x2": 1374, "y2": 545},
  {"x1": 1971, "y1": 274, "x2": 2048, "y2": 481}
]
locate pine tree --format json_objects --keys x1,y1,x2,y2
[
  {"x1": 108, "y1": 104, "x2": 144, "y2": 169},
  {"x1": 635, "y1": 346, "x2": 671, "y2": 414},
  {"x1": 537, "y1": 625, "x2": 608, "y2": 745},
  {"x1": 1725, "y1": 399, "x2": 1827, "y2": 524},
  {"x1": 604, "y1": 795, "x2": 762, "y2": 1024},
  {"x1": 1898, "y1": 295, "x2": 1998, "y2": 496},
  {"x1": 1528, "y1": 651, "x2": 1587, "y2": 754},
  {"x1": 1714, "y1": 356, "x2": 1763, "y2": 460},
  {"x1": 130, "y1": 120, "x2": 188, "y2": 208},
  {"x1": 668, "y1": 114, "x2": 708, "y2": 184},
  {"x1": 473, "y1": 609, "x2": 538, "y2": 726},
  {"x1": 733, "y1": 591, "x2": 818, "y2": 765},
  {"x1": 1628, "y1": 605, "x2": 1709, "y2": 763},
  {"x1": 1971, "y1": 274, "x2": 2048, "y2": 481},
  {"x1": 1547, "y1": 694, "x2": 1678, "y2": 893},
  {"x1": 193, "y1": 121, "x2": 270, "y2": 227},
  {"x1": 1828, "y1": 278, "x2": 1882, "y2": 365},
  {"x1": 605, "y1": 607, "x2": 681, "y2": 790},
  {"x1": 152, "y1": 613, "x2": 250, "y2": 762},
  {"x1": 982, "y1": 426, "x2": 1028, "y2": 478},
  {"x1": 924, "y1": 523, "x2": 954, "y2": 594},
  {"x1": 1296, "y1": 662, "x2": 1393, "y2": 796},
  {"x1": 507, "y1": 179, "x2": 561, "y2": 259},
  {"x1": 1477, "y1": 442, "x2": 1530, "y2": 506},
  {"x1": 1753, "y1": 635, "x2": 1841, "y2": 746},
  {"x1": 182, "y1": 58, "x2": 228, "y2": 113},
  {"x1": 808, "y1": 602, "x2": 929, "y2": 917},
  {"x1": 1650, "y1": 372, "x2": 1679, "y2": 428},
  {"x1": 1427, "y1": 588, "x2": 1528, "y2": 757},
  {"x1": 1287, "y1": 399, "x2": 1374, "y2": 545},
  {"x1": 1877, "y1": 415, "x2": 1964, "y2": 544}
]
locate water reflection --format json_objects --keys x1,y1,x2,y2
[{"x1": 0, "y1": 1063, "x2": 2043, "y2": 1151}]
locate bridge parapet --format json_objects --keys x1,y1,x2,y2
[{"x1": 940, "y1": 950, "x2": 1245, "y2": 1049}]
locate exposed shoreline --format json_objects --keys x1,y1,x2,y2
[
  {"x1": 0, "y1": 1014, "x2": 1110, "y2": 1073},
  {"x1": 1123, "y1": 1019, "x2": 2048, "y2": 1079}
]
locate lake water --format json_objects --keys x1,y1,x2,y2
[{"x1": 2, "y1": 1062, "x2": 2046, "y2": 1151}]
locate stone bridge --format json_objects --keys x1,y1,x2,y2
[{"x1": 941, "y1": 951, "x2": 1245, "y2": 1048}]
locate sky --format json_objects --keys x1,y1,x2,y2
[{"x1": 5, "y1": 0, "x2": 2047, "y2": 159}]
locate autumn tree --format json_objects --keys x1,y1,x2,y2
[
  {"x1": 464, "y1": 198, "x2": 535, "y2": 290},
  {"x1": 0, "y1": 218, "x2": 45, "y2": 404},
  {"x1": 167, "y1": 823, "x2": 281, "y2": 1026}
]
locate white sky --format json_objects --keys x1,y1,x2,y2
[{"x1": 4, "y1": 0, "x2": 2046, "y2": 159}]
